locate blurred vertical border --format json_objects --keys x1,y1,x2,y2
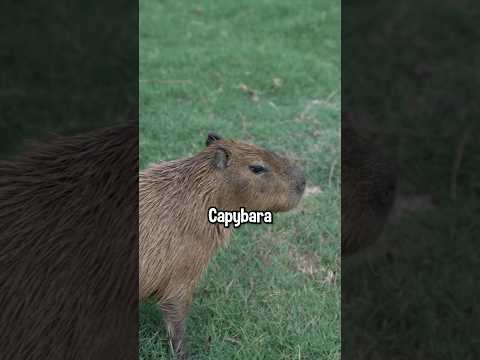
[
  {"x1": 0, "y1": 0, "x2": 139, "y2": 359},
  {"x1": 342, "y1": 0, "x2": 480, "y2": 358}
]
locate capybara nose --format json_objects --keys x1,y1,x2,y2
[{"x1": 296, "y1": 172, "x2": 306, "y2": 194}]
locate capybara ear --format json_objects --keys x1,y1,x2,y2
[
  {"x1": 213, "y1": 147, "x2": 230, "y2": 169},
  {"x1": 206, "y1": 132, "x2": 222, "y2": 147}
]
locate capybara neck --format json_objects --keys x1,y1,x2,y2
[{"x1": 140, "y1": 149, "x2": 232, "y2": 248}]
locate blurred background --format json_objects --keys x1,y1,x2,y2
[
  {"x1": 0, "y1": 1, "x2": 138, "y2": 359},
  {"x1": 343, "y1": 0, "x2": 480, "y2": 358},
  {"x1": 0, "y1": 1, "x2": 137, "y2": 158}
]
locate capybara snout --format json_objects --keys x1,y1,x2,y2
[
  {"x1": 292, "y1": 164, "x2": 307, "y2": 195},
  {"x1": 205, "y1": 133, "x2": 305, "y2": 212}
]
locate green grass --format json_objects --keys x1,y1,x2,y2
[{"x1": 139, "y1": 0, "x2": 340, "y2": 359}]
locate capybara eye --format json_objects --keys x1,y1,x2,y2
[{"x1": 248, "y1": 164, "x2": 267, "y2": 174}]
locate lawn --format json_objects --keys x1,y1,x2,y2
[{"x1": 139, "y1": 0, "x2": 340, "y2": 359}]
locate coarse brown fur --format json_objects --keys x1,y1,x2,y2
[
  {"x1": 341, "y1": 125, "x2": 396, "y2": 255},
  {"x1": 0, "y1": 125, "x2": 138, "y2": 360},
  {"x1": 139, "y1": 133, "x2": 305, "y2": 359}
]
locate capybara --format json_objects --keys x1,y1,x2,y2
[
  {"x1": 341, "y1": 125, "x2": 396, "y2": 255},
  {"x1": 139, "y1": 132, "x2": 306, "y2": 359},
  {"x1": 0, "y1": 125, "x2": 138, "y2": 360}
]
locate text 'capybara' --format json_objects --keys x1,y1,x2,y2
[
  {"x1": 341, "y1": 125, "x2": 396, "y2": 255},
  {"x1": 139, "y1": 132, "x2": 306, "y2": 359},
  {"x1": 0, "y1": 125, "x2": 138, "y2": 360}
]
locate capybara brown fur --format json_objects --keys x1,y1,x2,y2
[
  {"x1": 341, "y1": 125, "x2": 396, "y2": 255},
  {"x1": 0, "y1": 125, "x2": 138, "y2": 360},
  {"x1": 139, "y1": 132, "x2": 306, "y2": 359}
]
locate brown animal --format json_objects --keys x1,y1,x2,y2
[
  {"x1": 0, "y1": 125, "x2": 138, "y2": 360},
  {"x1": 139, "y1": 132, "x2": 306, "y2": 359},
  {"x1": 341, "y1": 125, "x2": 396, "y2": 255}
]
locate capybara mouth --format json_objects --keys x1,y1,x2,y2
[{"x1": 277, "y1": 190, "x2": 305, "y2": 212}]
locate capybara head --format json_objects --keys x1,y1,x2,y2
[
  {"x1": 204, "y1": 132, "x2": 305, "y2": 212},
  {"x1": 342, "y1": 126, "x2": 396, "y2": 255}
]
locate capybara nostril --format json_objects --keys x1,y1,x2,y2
[
  {"x1": 297, "y1": 174, "x2": 306, "y2": 194},
  {"x1": 291, "y1": 167, "x2": 306, "y2": 194}
]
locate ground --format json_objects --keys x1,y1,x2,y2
[{"x1": 139, "y1": 0, "x2": 340, "y2": 359}]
